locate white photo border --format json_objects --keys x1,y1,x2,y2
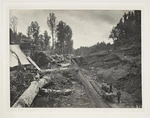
[{"x1": 1, "y1": 0, "x2": 150, "y2": 118}]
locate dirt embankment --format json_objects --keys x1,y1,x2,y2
[{"x1": 74, "y1": 47, "x2": 142, "y2": 105}]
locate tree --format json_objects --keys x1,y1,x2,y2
[
  {"x1": 56, "y1": 21, "x2": 66, "y2": 54},
  {"x1": 27, "y1": 21, "x2": 40, "y2": 58},
  {"x1": 38, "y1": 34, "x2": 45, "y2": 50},
  {"x1": 56, "y1": 21, "x2": 73, "y2": 54},
  {"x1": 63, "y1": 25, "x2": 73, "y2": 54},
  {"x1": 10, "y1": 16, "x2": 18, "y2": 33},
  {"x1": 10, "y1": 16, "x2": 18, "y2": 44},
  {"x1": 47, "y1": 13, "x2": 56, "y2": 50},
  {"x1": 10, "y1": 28, "x2": 14, "y2": 44},
  {"x1": 43, "y1": 30, "x2": 50, "y2": 47},
  {"x1": 109, "y1": 10, "x2": 141, "y2": 48},
  {"x1": 27, "y1": 21, "x2": 40, "y2": 44},
  {"x1": 27, "y1": 26, "x2": 31, "y2": 38}
]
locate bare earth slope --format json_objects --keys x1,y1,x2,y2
[{"x1": 74, "y1": 46, "x2": 142, "y2": 107}]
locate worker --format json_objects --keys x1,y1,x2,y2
[
  {"x1": 101, "y1": 81, "x2": 106, "y2": 90},
  {"x1": 47, "y1": 62, "x2": 51, "y2": 68},
  {"x1": 109, "y1": 83, "x2": 113, "y2": 93},
  {"x1": 117, "y1": 90, "x2": 121, "y2": 103},
  {"x1": 34, "y1": 72, "x2": 40, "y2": 81}
]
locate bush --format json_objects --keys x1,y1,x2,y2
[{"x1": 32, "y1": 52, "x2": 49, "y2": 68}]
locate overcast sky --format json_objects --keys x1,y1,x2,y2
[{"x1": 10, "y1": 10, "x2": 128, "y2": 49}]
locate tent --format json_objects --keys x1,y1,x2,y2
[
  {"x1": 10, "y1": 45, "x2": 31, "y2": 68},
  {"x1": 10, "y1": 45, "x2": 41, "y2": 71}
]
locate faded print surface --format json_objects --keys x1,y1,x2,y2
[{"x1": 10, "y1": 10, "x2": 141, "y2": 108}]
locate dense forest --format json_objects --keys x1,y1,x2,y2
[{"x1": 74, "y1": 10, "x2": 141, "y2": 56}]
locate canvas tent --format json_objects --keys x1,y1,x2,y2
[
  {"x1": 10, "y1": 45, "x2": 31, "y2": 68},
  {"x1": 10, "y1": 45, "x2": 41, "y2": 71}
]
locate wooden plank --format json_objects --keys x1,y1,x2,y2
[{"x1": 27, "y1": 56, "x2": 41, "y2": 71}]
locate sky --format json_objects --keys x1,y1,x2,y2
[{"x1": 10, "y1": 10, "x2": 128, "y2": 49}]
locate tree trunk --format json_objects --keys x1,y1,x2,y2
[
  {"x1": 12, "y1": 76, "x2": 52, "y2": 108},
  {"x1": 41, "y1": 67, "x2": 70, "y2": 73},
  {"x1": 52, "y1": 30, "x2": 54, "y2": 50},
  {"x1": 41, "y1": 88, "x2": 72, "y2": 96},
  {"x1": 12, "y1": 67, "x2": 72, "y2": 108}
]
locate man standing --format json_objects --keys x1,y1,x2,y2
[
  {"x1": 109, "y1": 83, "x2": 113, "y2": 93},
  {"x1": 117, "y1": 90, "x2": 121, "y2": 103}
]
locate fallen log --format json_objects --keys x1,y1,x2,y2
[
  {"x1": 59, "y1": 63, "x2": 71, "y2": 67},
  {"x1": 40, "y1": 88, "x2": 72, "y2": 96},
  {"x1": 41, "y1": 67, "x2": 70, "y2": 73},
  {"x1": 12, "y1": 67, "x2": 75, "y2": 108},
  {"x1": 12, "y1": 76, "x2": 52, "y2": 108}
]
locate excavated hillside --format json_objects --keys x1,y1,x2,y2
[{"x1": 74, "y1": 46, "x2": 142, "y2": 106}]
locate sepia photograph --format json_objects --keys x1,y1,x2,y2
[{"x1": 9, "y1": 10, "x2": 142, "y2": 108}]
